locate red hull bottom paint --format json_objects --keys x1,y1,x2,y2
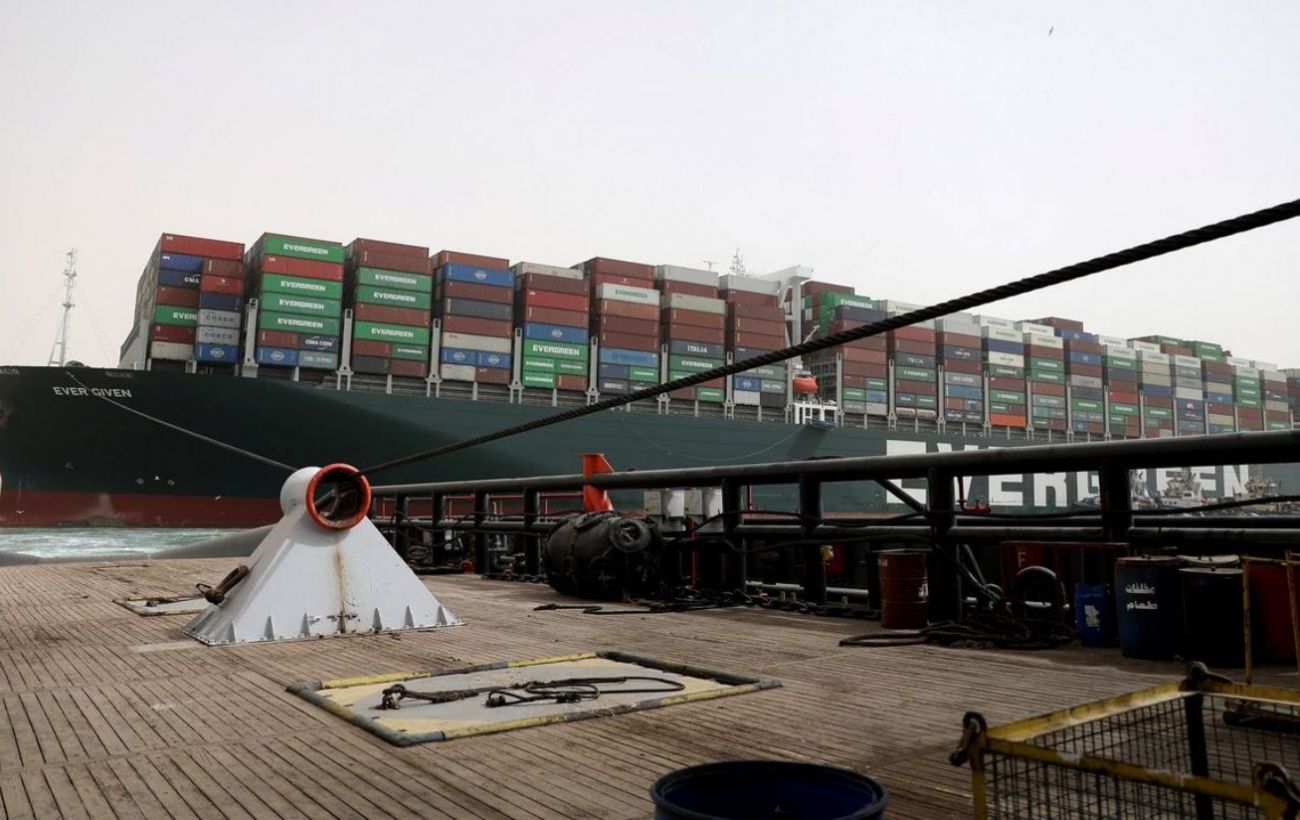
[{"x1": 0, "y1": 491, "x2": 281, "y2": 528}]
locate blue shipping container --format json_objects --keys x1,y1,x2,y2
[
  {"x1": 1072, "y1": 386, "x2": 1104, "y2": 400},
  {"x1": 732, "y1": 346, "x2": 776, "y2": 359},
  {"x1": 1057, "y1": 329, "x2": 1098, "y2": 343},
  {"x1": 865, "y1": 390, "x2": 888, "y2": 403},
  {"x1": 599, "y1": 363, "x2": 630, "y2": 379},
  {"x1": 441, "y1": 348, "x2": 477, "y2": 366},
  {"x1": 599, "y1": 347, "x2": 659, "y2": 367},
  {"x1": 160, "y1": 252, "x2": 204, "y2": 273},
  {"x1": 1206, "y1": 391, "x2": 1233, "y2": 404},
  {"x1": 1067, "y1": 351, "x2": 1103, "y2": 366},
  {"x1": 734, "y1": 376, "x2": 761, "y2": 392},
  {"x1": 945, "y1": 385, "x2": 983, "y2": 400},
  {"x1": 441, "y1": 263, "x2": 514, "y2": 289},
  {"x1": 983, "y1": 339, "x2": 1024, "y2": 355},
  {"x1": 256, "y1": 346, "x2": 298, "y2": 367},
  {"x1": 524, "y1": 322, "x2": 588, "y2": 345},
  {"x1": 199, "y1": 292, "x2": 242, "y2": 312},
  {"x1": 945, "y1": 372, "x2": 981, "y2": 386},
  {"x1": 159, "y1": 269, "x2": 201, "y2": 288},
  {"x1": 894, "y1": 393, "x2": 916, "y2": 407},
  {"x1": 1143, "y1": 384, "x2": 1173, "y2": 397},
  {"x1": 942, "y1": 346, "x2": 978, "y2": 361},
  {"x1": 478, "y1": 351, "x2": 511, "y2": 370},
  {"x1": 196, "y1": 343, "x2": 238, "y2": 363},
  {"x1": 895, "y1": 353, "x2": 937, "y2": 369}
]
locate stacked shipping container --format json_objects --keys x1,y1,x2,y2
[
  {"x1": 888, "y1": 302, "x2": 938, "y2": 421},
  {"x1": 1230, "y1": 357, "x2": 1263, "y2": 431},
  {"x1": 513, "y1": 262, "x2": 590, "y2": 392},
  {"x1": 136, "y1": 234, "x2": 246, "y2": 365},
  {"x1": 801, "y1": 284, "x2": 884, "y2": 415},
  {"x1": 721, "y1": 275, "x2": 787, "y2": 410},
  {"x1": 246, "y1": 234, "x2": 346, "y2": 371},
  {"x1": 981, "y1": 318, "x2": 1027, "y2": 429},
  {"x1": 657, "y1": 266, "x2": 725, "y2": 404},
  {"x1": 1021, "y1": 323, "x2": 1066, "y2": 433},
  {"x1": 1133, "y1": 344, "x2": 1173, "y2": 436},
  {"x1": 584, "y1": 258, "x2": 660, "y2": 396},
  {"x1": 434, "y1": 251, "x2": 513, "y2": 386},
  {"x1": 936, "y1": 316, "x2": 984, "y2": 426},
  {"x1": 1262, "y1": 369, "x2": 1290, "y2": 430},
  {"x1": 1105, "y1": 344, "x2": 1141, "y2": 437},
  {"x1": 346, "y1": 239, "x2": 433, "y2": 378}
]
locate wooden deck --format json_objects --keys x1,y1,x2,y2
[{"x1": 0, "y1": 558, "x2": 1294, "y2": 819}]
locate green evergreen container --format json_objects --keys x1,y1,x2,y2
[
  {"x1": 153, "y1": 305, "x2": 199, "y2": 327},
  {"x1": 261, "y1": 293, "x2": 342, "y2": 318},
  {"x1": 354, "y1": 321, "x2": 430, "y2": 346},
  {"x1": 523, "y1": 340, "x2": 587, "y2": 360},
  {"x1": 356, "y1": 267, "x2": 434, "y2": 293},
  {"x1": 355, "y1": 286, "x2": 432, "y2": 311},
  {"x1": 259, "y1": 311, "x2": 341, "y2": 336},
  {"x1": 261, "y1": 274, "x2": 344, "y2": 301},
  {"x1": 260, "y1": 234, "x2": 345, "y2": 264}
]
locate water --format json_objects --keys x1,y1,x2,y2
[{"x1": 0, "y1": 528, "x2": 237, "y2": 561}]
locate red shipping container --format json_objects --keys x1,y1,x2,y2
[
  {"x1": 841, "y1": 347, "x2": 887, "y2": 365},
  {"x1": 842, "y1": 362, "x2": 888, "y2": 378},
  {"x1": 1108, "y1": 390, "x2": 1140, "y2": 404},
  {"x1": 890, "y1": 339, "x2": 935, "y2": 356},
  {"x1": 895, "y1": 379, "x2": 938, "y2": 396},
  {"x1": 944, "y1": 359, "x2": 983, "y2": 375},
  {"x1": 519, "y1": 289, "x2": 588, "y2": 312},
  {"x1": 516, "y1": 273, "x2": 588, "y2": 296},
  {"x1": 521, "y1": 305, "x2": 589, "y2": 328},
  {"x1": 1202, "y1": 361, "x2": 1232, "y2": 375},
  {"x1": 435, "y1": 250, "x2": 510, "y2": 269},
  {"x1": 801, "y1": 281, "x2": 854, "y2": 298},
  {"x1": 260, "y1": 255, "x2": 346, "y2": 282},
  {"x1": 475, "y1": 367, "x2": 510, "y2": 384},
  {"x1": 203, "y1": 258, "x2": 244, "y2": 277},
  {"x1": 352, "y1": 340, "x2": 392, "y2": 358},
  {"x1": 1070, "y1": 364, "x2": 1102, "y2": 378},
  {"x1": 989, "y1": 413, "x2": 1028, "y2": 427},
  {"x1": 1144, "y1": 396, "x2": 1174, "y2": 408},
  {"x1": 150, "y1": 324, "x2": 196, "y2": 344},
  {"x1": 989, "y1": 377, "x2": 1026, "y2": 391},
  {"x1": 1036, "y1": 317, "x2": 1085, "y2": 332},
  {"x1": 598, "y1": 331, "x2": 659, "y2": 351},
  {"x1": 1028, "y1": 346, "x2": 1065, "y2": 360},
  {"x1": 201, "y1": 275, "x2": 243, "y2": 296},
  {"x1": 720, "y1": 289, "x2": 780, "y2": 307},
  {"x1": 354, "y1": 248, "x2": 432, "y2": 275},
  {"x1": 668, "y1": 388, "x2": 695, "y2": 401},
  {"x1": 890, "y1": 327, "x2": 936, "y2": 343},
  {"x1": 1065, "y1": 341, "x2": 1102, "y2": 354},
  {"x1": 663, "y1": 308, "x2": 724, "y2": 330},
  {"x1": 354, "y1": 303, "x2": 432, "y2": 327},
  {"x1": 1033, "y1": 383, "x2": 1066, "y2": 397},
  {"x1": 589, "y1": 272, "x2": 656, "y2": 290},
  {"x1": 598, "y1": 315, "x2": 659, "y2": 336},
  {"x1": 839, "y1": 336, "x2": 889, "y2": 352},
  {"x1": 944, "y1": 397, "x2": 968, "y2": 411},
  {"x1": 557, "y1": 375, "x2": 588, "y2": 391},
  {"x1": 584, "y1": 257, "x2": 654, "y2": 279},
  {"x1": 595, "y1": 299, "x2": 659, "y2": 321},
  {"x1": 160, "y1": 233, "x2": 244, "y2": 261},
  {"x1": 731, "y1": 331, "x2": 786, "y2": 349},
  {"x1": 443, "y1": 280, "x2": 513, "y2": 304},
  {"x1": 258, "y1": 330, "x2": 300, "y2": 348},
  {"x1": 1161, "y1": 344, "x2": 1193, "y2": 356},
  {"x1": 1207, "y1": 403, "x2": 1235, "y2": 415},
  {"x1": 665, "y1": 325, "x2": 725, "y2": 345},
  {"x1": 727, "y1": 317, "x2": 785, "y2": 336},
  {"x1": 441, "y1": 315, "x2": 512, "y2": 337},
  {"x1": 391, "y1": 359, "x2": 429, "y2": 378},
  {"x1": 156, "y1": 285, "x2": 200, "y2": 308},
  {"x1": 659, "y1": 280, "x2": 718, "y2": 298},
  {"x1": 349, "y1": 238, "x2": 429, "y2": 260},
  {"x1": 839, "y1": 374, "x2": 867, "y2": 389},
  {"x1": 727, "y1": 302, "x2": 784, "y2": 321},
  {"x1": 937, "y1": 332, "x2": 981, "y2": 348}
]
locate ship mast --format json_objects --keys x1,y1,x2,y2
[{"x1": 47, "y1": 248, "x2": 77, "y2": 367}]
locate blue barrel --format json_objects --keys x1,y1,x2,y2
[
  {"x1": 1180, "y1": 568, "x2": 1245, "y2": 668},
  {"x1": 1115, "y1": 556, "x2": 1182, "y2": 659},
  {"x1": 651, "y1": 761, "x2": 888, "y2": 820},
  {"x1": 1074, "y1": 583, "x2": 1114, "y2": 647}
]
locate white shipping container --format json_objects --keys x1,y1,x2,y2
[
  {"x1": 1208, "y1": 413, "x2": 1235, "y2": 425},
  {"x1": 1283, "y1": 368, "x2": 1300, "y2": 378},
  {"x1": 982, "y1": 327, "x2": 1023, "y2": 343},
  {"x1": 596, "y1": 282, "x2": 659, "y2": 305},
  {"x1": 1024, "y1": 332, "x2": 1064, "y2": 349},
  {"x1": 986, "y1": 351, "x2": 1025, "y2": 367},
  {"x1": 440, "y1": 363, "x2": 477, "y2": 381},
  {"x1": 1130, "y1": 340, "x2": 1161, "y2": 353},
  {"x1": 880, "y1": 300, "x2": 924, "y2": 315},
  {"x1": 655, "y1": 264, "x2": 719, "y2": 287},
  {"x1": 150, "y1": 341, "x2": 194, "y2": 361},
  {"x1": 1173, "y1": 354, "x2": 1201, "y2": 369},
  {"x1": 1265, "y1": 399, "x2": 1289, "y2": 412},
  {"x1": 196, "y1": 326, "x2": 240, "y2": 346},
  {"x1": 1069, "y1": 375, "x2": 1104, "y2": 389},
  {"x1": 1138, "y1": 351, "x2": 1170, "y2": 365},
  {"x1": 1141, "y1": 374, "x2": 1173, "y2": 386},
  {"x1": 1251, "y1": 360, "x2": 1278, "y2": 371},
  {"x1": 1225, "y1": 356, "x2": 1253, "y2": 367},
  {"x1": 1097, "y1": 334, "x2": 1128, "y2": 348},
  {"x1": 442, "y1": 332, "x2": 512, "y2": 353},
  {"x1": 513, "y1": 261, "x2": 585, "y2": 280},
  {"x1": 1260, "y1": 368, "x2": 1285, "y2": 382},
  {"x1": 976, "y1": 315, "x2": 1016, "y2": 330},
  {"x1": 198, "y1": 308, "x2": 241, "y2": 329},
  {"x1": 1234, "y1": 365, "x2": 1259, "y2": 378},
  {"x1": 1016, "y1": 321, "x2": 1055, "y2": 336},
  {"x1": 660, "y1": 292, "x2": 725, "y2": 314},
  {"x1": 865, "y1": 402, "x2": 889, "y2": 416},
  {"x1": 1104, "y1": 345, "x2": 1137, "y2": 360},
  {"x1": 719, "y1": 274, "x2": 780, "y2": 295},
  {"x1": 733, "y1": 390, "x2": 761, "y2": 406},
  {"x1": 1175, "y1": 386, "x2": 1205, "y2": 400},
  {"x1": 936, "y1": 318, "x2": 981, "y2": 335}
]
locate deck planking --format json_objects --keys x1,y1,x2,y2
[{"x1": 0, "y1": 558, "x2": 1295, "y2": 819}]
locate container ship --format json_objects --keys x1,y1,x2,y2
[{"x1": 2, "y1": 231, "x2": 1298, "y2": 528}]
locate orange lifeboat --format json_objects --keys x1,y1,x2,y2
[{"x1": 792, "y1": 372, "x2": 818, "y2": 394}]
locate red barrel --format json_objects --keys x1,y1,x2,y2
[
  {"x1": 1250, "y1": 563, "x2": 1300, "y2": 663},
  {"x1": 879, "y1": 550, "x2": 929, "y2": 630}
]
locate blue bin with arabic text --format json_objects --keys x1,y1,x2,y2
[{"x1": 1115, "y1": 556, "x2": 1183, "y2": 659}]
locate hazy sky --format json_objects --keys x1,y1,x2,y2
[{"x1": 2, "y1": 2, "x2": 1298, "y2": 367}]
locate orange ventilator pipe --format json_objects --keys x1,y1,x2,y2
[{"x1": 580, "y1": 453, "x2": 615, "y2": 512}]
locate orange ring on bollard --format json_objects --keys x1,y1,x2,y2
[{"x1": 305, "y1": 463, "x2": 373, "y2": 530}]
